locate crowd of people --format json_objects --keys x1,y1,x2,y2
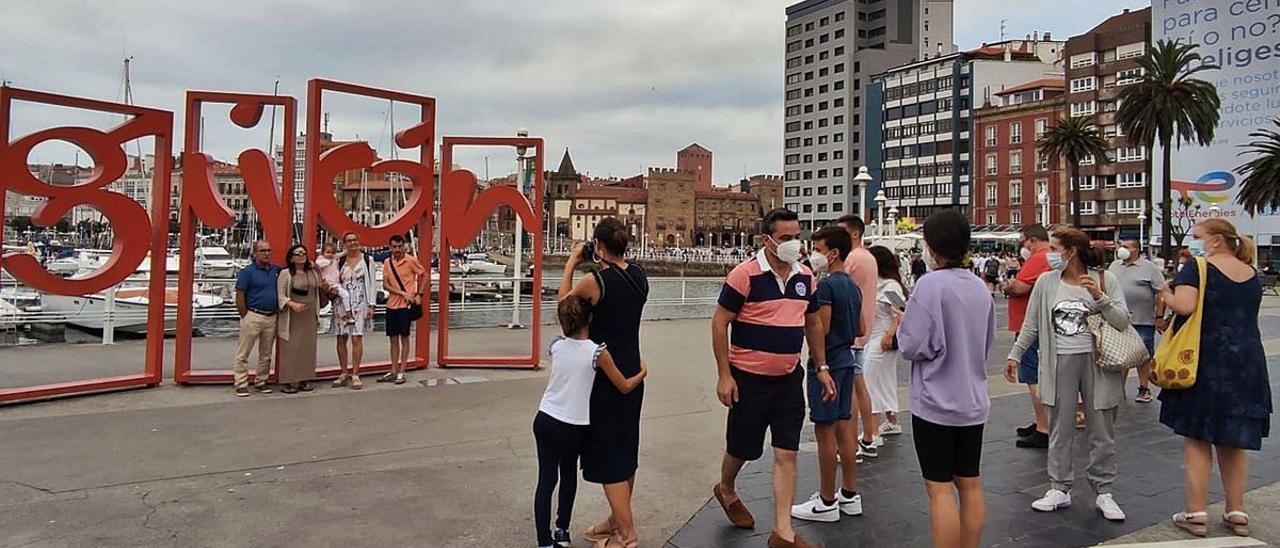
[
  {"x1": 229, "y1": 231, "x2": 426, "y2": 397},
  {"x1": 526, "y1": 209, "x2": 1272, "y2": 548}
]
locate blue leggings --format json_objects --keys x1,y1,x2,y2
[{"x1": 533, "y1": 411, "x2": 586, "y2": 546}]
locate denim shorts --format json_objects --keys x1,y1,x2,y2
[
  {"x1": 1134, "y1": 325, "x2": 1156, "y2": 356},
  {"x1": 1017, "y1": 336, "x2": 1040, "y2": 385},
  {"x1": 807, "y1": 365, "x2": 857, "y2": 424},
  {"x1": 851, "y1": 347, "x2": 866, "y2": 374}
]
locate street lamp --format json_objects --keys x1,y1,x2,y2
[
  {"x1": 1137, "y1": 209, "x2": 1148, "y2": 255},
  {"x1": 874, "y1": 188, "x2": 888, "y2": 237},
  {"x1": 510, "y1": 127, "x2": 529, "y2": 330},
  {"x1": 853, "y1": 166, "x2": 873, "y2": 222},
  {"x1": 888, "y1": 206, "x2": 900, "y2": 237}
]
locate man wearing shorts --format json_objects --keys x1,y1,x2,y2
[
  {"x1": 381, "y1": 234, "x2": 425, "y2": 385},
  {"x1": 791, "y1": 226, "x2": 864, "y2": 523},
  {"x1": 836, "y1": 215, "x2": 878, "y2": 459},
  {"x1": 1108, "y1": 240, "x2": 1165, "y2": 403},
  {"x1": 1001, "y1": 225, "x2": 1052, "y2": 448},
  {"x1": 712, "y1": 208, "x2": 826, "y2": 548}
]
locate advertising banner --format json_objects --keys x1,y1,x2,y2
[{"x1": 1153, "y1": 0, "x2": 1280, "y2": 245}]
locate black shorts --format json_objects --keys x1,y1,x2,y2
[
  {"x1": 912, "y1": 415, "x2": 984, "y2": 482},
  {"x1": 385, "y1": 307, "x2": 413, "y2": 337},
  {"x1": 726, "y1": 365, "x2": 805, "y2": 461}
]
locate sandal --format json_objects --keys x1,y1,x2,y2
[
  {"x1": 1173, "y1": 511, "x2": 1208, "y2": 537},
  {"x1": 376, "y1": 372, "x2": 396, "y2": 383},
  {"x1": 583, "y1": 521, "x2": 617, "y2": 542},
  {"x1": 594, "y1": 532, "x2": 638, "y2": 548},
  {"x1": 332, "y1": 375, "x2": 349, "y2": 388},
  {"x1": 350, "y1": 376, "x2": 364, "y2": 390},
  {"x1": 1223, "y1": 511, "x2": 1251, "y2": 536}
]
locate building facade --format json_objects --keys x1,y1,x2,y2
[
  {"x1": 1063, "y1": 7, "x2": 1152, "y2": 243},
  {"x1": 677, "y1": 143, "x2": 713, "y2": 193},
  {"x1": 783, "y1": 0, "x2": 954, "y2": 231},
  {"x1": 872, "y1": 39, "x2": 1063, "y2": 221},
  {"x1": 972, "y1": 79, "x2": 1066, "y2": 226}
]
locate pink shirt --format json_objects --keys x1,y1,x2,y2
[
  {"x1": 315, "y1": 256, "x2": 340, "y2": 289},
  {"x1": 844, "y1": 246, "x2": 878, "y2": 348}
]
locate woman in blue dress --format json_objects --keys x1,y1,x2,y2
[{"x1": 1159, "y1": 219, "x2": 1272, "y2": 538}]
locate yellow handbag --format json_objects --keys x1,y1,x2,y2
[{"x1": 1153, "y1": 257, "x2": 1206, "y2": 389}]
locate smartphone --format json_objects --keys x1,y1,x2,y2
[{"x1": 886, "y1": 291, "x2": 908, "y2": 310}]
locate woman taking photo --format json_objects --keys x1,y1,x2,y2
[
  {"x1": 558, "y1": 217, "x2": 648, "y2": 548},
  {"x1": 863, "y1": 245, "x2": 907, "y2": 440},
  {"x1": 1005, "y1": 228, "x2": 1131, "y2": 521},
  {"x1": 1160, "y1": 219, "x2": 1271, "y2": 537},
  {"x1": 333, "y1": 231, "x2": 376, "y2": 390},
  {"x1": 896, "y1": 210, "x2": 995, "y2": 548},
  {"x1": 277, "y1": 244, "x2": 328, "y2": 393}
]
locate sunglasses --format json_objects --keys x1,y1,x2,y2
[{"x1": 291, "y1": 251, "x2": 307, "y2": 257}]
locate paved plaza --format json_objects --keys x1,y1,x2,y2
[{"x1": 2, "y1": 302, "x2": 1279, "y2": 547}]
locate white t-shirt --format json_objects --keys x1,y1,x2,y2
[
  {"x1": 539, "y1": 337, "x2": 606, "y2": 425},
  {"x1": 1051, "y1": 283, "x2": 1095, "y2": 355},
  {"x1": 870, "y1": 278, "x2": 906, "y2": 339}
]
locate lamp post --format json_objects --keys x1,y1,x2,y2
[
  {"x1": 889, "y1": 206, "x2": 900, "y2": 237},
  {"x1": 1137, "y1": 209, "x2": 1148, "y2": 255},
  {"x1": 510, "y1": 128, "x2": 529, "y2": 330},
  {"x1": 874, "y1": 189, "x2": 888, "y2": 238},
  {"x1": 853, "y1": 166, "x2": 873, "y2": 223}
]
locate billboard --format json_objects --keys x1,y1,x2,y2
[{"x1": 1153, "y1": 0, "x2": 1280, "y2": 243}]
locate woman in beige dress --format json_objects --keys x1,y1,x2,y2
[{"x1": 277, "y1": 243, "x2": 329, "y2": 394}]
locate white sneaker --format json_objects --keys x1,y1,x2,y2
[
  {"x1": 791, "y1": 492, "x2": 841, "y2": 522},
  {"x1": 872, "y1": 435, "x2": 885, "y2": 448},
  {"x1": 878, "y1": 422, "x2": 903, "y2": 436},
  {"x1": 1031, "y1": 489, "x2": 1072, "y2": 512},
  {"x1": 856, "y1": 438, "x2": 878, "y2": 458},
  {"x1": 838, "y1": 490, "x2": 863, "y2": 516},
  {"x1": 1095, "y1": 494, "x2": 1126, "y2": 521}
]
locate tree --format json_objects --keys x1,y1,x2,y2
[
  {"x1": 1037, "y1": 117, "x2": 1110, "y2": 225},
  {"x1": 1116, "y1": 39, "x2": 1221, "y2": 261},
  {"x1": 1152, "y1": 194, "x2": 1199, "y2": 248},
  {"x1": 1235, "y1": 119, "x2": 1280, "y2": 214}
]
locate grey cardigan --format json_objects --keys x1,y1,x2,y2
[{"x1": 1007, "y1": 269, "x2": 1131, "y2": 410}]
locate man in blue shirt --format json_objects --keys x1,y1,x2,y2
[{"x1": 233, "y1": 240, "x2": 280, "y2": 397}]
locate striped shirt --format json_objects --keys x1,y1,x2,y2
[{"x1": 717, "y1": 250, "x2": 818, "y2": 376}]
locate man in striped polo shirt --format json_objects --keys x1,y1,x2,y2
[{"x1": 711, "y1": 208, "x2": 832, "y2": 548}]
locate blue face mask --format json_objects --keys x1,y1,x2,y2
[
  {"x1": 1047, "y1": 251, "x2": 1066, "y2": 271},
  {"x1": 1188, "y1": 239, "x2": 1206, "y2": 257}
]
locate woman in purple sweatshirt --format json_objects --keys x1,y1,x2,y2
[{"x1": 895, "y1": 210, "x2": 995, "y2": 548}]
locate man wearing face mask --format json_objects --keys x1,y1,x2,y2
[
  {"x1": 1108, "y1": 240, "x2": 1166, "y2": 403},
  {"x1": 1000, "y1": 224, "x2": 1053, "y2": 448},
  {"x1": 712, "y1": 208, "x2": 828, "y2": 548},
  {"x1": 835, "y1": 215, "x2": 879, "y2": 459}
]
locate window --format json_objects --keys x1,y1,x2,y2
[
  {"x1": 803, "y1": 204, "x2": 813, "y2": 213},
  {"x1": 1117, "y1": 198, "x2": 1144, "y2": 214},
  {"x1": 1074, "y1": 201, "x2": 1096, "y2": 215},
  {"x1": 833, "y1": 202, "x2": 843, "y2": 212},
  {"x1": 1118, "y1": 172, "x2": 1145, "y2": 188},
  {"x1": 818, "y1": 100, "x2": 829, "y2": 110},
  {"x1": 1070, "y1": 101, "x2": 1097, "y2": 117},
  {"x1": 1009, "y1": 151, "x2": 1022, "y2": 174},
  {"x1": 817, "y1": 118, "x2": 828, "y2": 128},
  {"x1": 1117, "y1": 42, "x2": 1145, "y2": 60},
  {"x1": 787, "y1": 41, "x2": 802, "y2": 53},
  {"x1": 833, "y1": 150, "x2": 844, "y2": 160},
  {"x1": 987, "y1": 212, "x2": 997, "y2": 224},
  {"x1": 806, "y1": 55, "x2": 815, "y2": 64},
  {"x1": 787, "y1": 25, "x2": 802, "y2": 37},
  {"x1": 820, "y1": 33, "x2": 830, "y2": 44},
  {"x1": 833, "y1": 133, "x2": 844, "y2": 142},
  {"x1": 1010, "y1": 180, "x2": 1022, "y2": 205},
  {"x1": 985, "y1": 182, "x2": 998, "y2": 206},
  {"x1": 835, "y1": 11, "x2": 845, "y2": 22},
  {"x1": 819, "y1": 51, "x2": 829, "y2": 61},
  {"x1": 1077, "y1": 175, "x2": 1097, "y2": 190},
  {"x1": 817, "y1": 185, "x2": 827, "y2": 195},
  {"x1": 833, "y1": 98, "x2": 844, "y2": 108},
  {"x1": 820, "y1": 16, "x2": 829, "y2": 26},
  {"x1": 786, "y1": 56, "x2": 802, "y2": 69},
  {"x1": 785, "y1": 137, "x2": 800, "y2": 148},
  {"x1": 804, "y1": 154, "x2": 814, "y2": 163},
  {"x1": 1070, "y1": 76, "x2": 1097, "y2": 93},
  {"x1": 787, "y1": 73, "x2": 802, "y2": 85},
  {"x1": 834, "y1": 80, "x2": 844, "y2": 90},
  {"x1": 1116, "y1": 68, "x2": 1143, "y2": 86},
  {"x1": 786, "y1": 121, "x2": 801, "y2": 132},
  {"x1": 985, "y1": 125, "x2": 997, "y2": 147},
  {"x1": 1105, "y1": 200, "x2": 1118, "y2": 214},
  {"x1": 785, "y1": 186, "x2": 799, "y2": 196},
  {"x1": 1080, "y1": 153, "x2": 1096, "y2": 166},
  {"x1": 786, "y1": 171, "x2": 800, "y2": 181},
  {"x1": 834, "y1": 63, "x2": 845, "y2": 73},
  {"x1": 986, "y1": 154, "x2": 998, "y2": 175},
  {"x1": 817, "y1": 152, "x2": 828, "y2": 161},
  {"x1": 1009, "y1": 122, "x2": 1022, "y2": 144},
  {"x1": 805, "y1": 71, "x2": 814, "y2": 81},
  {"x1": 834, "y1": 46, "x2": 844, "y2": 56},
  {"x1": 819, "y1": 67, "x2": 829, "y2": 77},
  {"x1": 817, "y1": 135, "x2": 828, "y2": 144},
  {"x1": 785, "y1": 154, "x2": 800, "y2": 165},
  {"x1": 1070, "y1": 52, "x2": 1097, "y2": 68},
  {"x1": 805, "y1": 22, "x2": 814, "y2": 31},
  {"x1": 1118, "y1": 146, "x2": 1145, "y2": 162},
  {"x1": 1011, "y1": 210, "x2": 1022, "y2": 224},
  {"x1": 787, "y1": 89, "x2": 801, "y2": 100},
  {"x1": 835, "y1": 29, "x2": 845, "y2": 39},
  {"x1": 786, "y1": 105, "x2": 801, "y2": 116},
  {"x1": 832, "y1": 183, "x2": 843, "y2": 192},
  {"x1": 819, "y1": 84, "x2": 828, "y2": 94},
  {"x1": 1035, "y1": 180, "x2": 1048, "y2": 203},
  {"x1": 1033, "y1": 152, "x2": 1048, "y2": 172},
  {"x1": 803, "y1": 187, "x2": 813, "y2": 196},
  {"x1": 833, "y1": 115, "x2": 844, "y2": 125},
  {"x1": 818, "y1": 203, "x2": 828, "y2": 212}
]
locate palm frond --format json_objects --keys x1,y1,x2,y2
[{"x1": 1236, "y1": 120, "x2": 1280, "y2": 214}]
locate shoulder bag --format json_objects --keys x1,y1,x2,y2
[
  {"x1": 1152, "y1": 257, "x2": 1205, "y2": 389},
  {"x1": 1088, "y1": 269, "x2": 1150, "y2": 372},
  {"x1": 388, "y1": 259, "x2": 424, "y2": 322}
]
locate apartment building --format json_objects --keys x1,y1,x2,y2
[
  {"x1": 1063, "y1": 7, "x2": 1152, "y2": 243},
  {"x1": 972, "y1": 79, "x2": 1066, "y2": 227},
  {"x1": 782, "y1": 0, "x2": 954, "y2": 231}
]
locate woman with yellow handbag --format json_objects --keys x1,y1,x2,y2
[{"x1": 1158, "y1": 219, "x2": 1271, "y2": 538}]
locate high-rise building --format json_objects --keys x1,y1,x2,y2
[
  {"x1": 869, "y1": 38, "x2": 1063, "y2": 222},
  {"x1": 783, "y1": 0, "x2": 955, "y2": 232},
  {"x1": 1063, "y1": 7, "x2": 1152, "y2": 243},
  {"x1": 972, "y1": 79, "x2": 1067, "y2": 227}
]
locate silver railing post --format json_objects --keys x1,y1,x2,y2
[{"x1": 102, "y1": 284, "x2": 117, "y2": 345}]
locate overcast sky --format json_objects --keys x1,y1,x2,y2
[{"x1": 1, "y1": 0, "x2": 1149, "y2": 184}]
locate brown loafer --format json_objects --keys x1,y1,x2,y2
[
  {"x1": 767, "y1": 531, "x2": 813, "y2": 548},
  {"x1": 713, "y1": 484, "x2": 754, "y2": 529}
]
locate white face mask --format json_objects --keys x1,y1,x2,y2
[
  {"x1": 922, "y1": 244, "x2": 940, "y2": 271},
  {"x1": 1020, "y1": 247, "x2": 1032, "y2": 261},
  {"x1": 770, "y1": 237, "x2": 803, "y2": 264},
  {"x1": 809, "y1": 251, "x2": 830, "y2": 273},
  {"x1": 1116, "y1": 247, "x2": 1132, "y2": 261}
]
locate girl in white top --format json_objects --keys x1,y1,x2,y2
[
  {"x1": 534, "y1": 296, "x2": 646, "y2": 548},
  {"x1": 864, "y1": 246, "x2": 908, "y2": 440}
]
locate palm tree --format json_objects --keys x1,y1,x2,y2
[
  {"x1": 1037, "y1": 117, "x2": 1110, "y2": 225},
  {"x1": 1116, "y1": 39, "x2": 1220, "y2": 261},
  {"x1": 1236, "y1": 119, "x2": 1280, "y2": 214}
]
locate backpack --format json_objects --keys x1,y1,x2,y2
[{"x1": 984, "y1": 257, "x2": 1002, "y2": 278}]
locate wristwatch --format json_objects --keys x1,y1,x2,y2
[{"x1": 818, "y1": 364, "x2": 831, "y2": 372}]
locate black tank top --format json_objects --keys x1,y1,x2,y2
[{"x1": 588, "y1": 263, "x2": 648, "y2": 377}]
